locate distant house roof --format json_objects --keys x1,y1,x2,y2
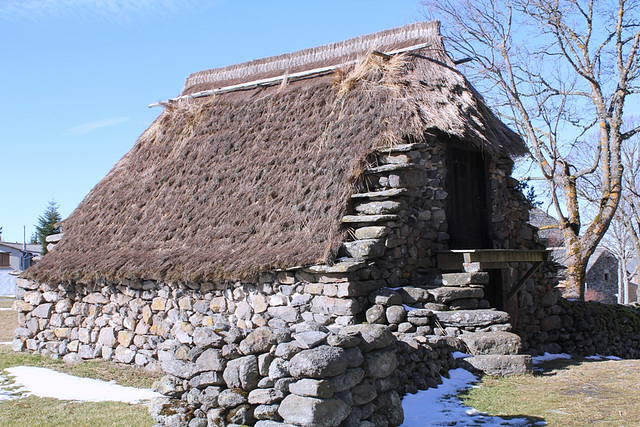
[
  {"x1": 26, "y1": 21, "x2": 526, "y2": 284},
  {"x1": 0, "y1": 242, "x2": 40, "y2": 254}
]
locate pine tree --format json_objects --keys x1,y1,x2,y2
[{"x1": 35, "y1": 200, "x2": 61, "y2": 255}]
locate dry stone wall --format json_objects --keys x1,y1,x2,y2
[
  {"x1": 150, "y1": 323, "x2": 408, "y2": 426},
  {"x1": 518, "y1": 288, "x2": 640, "y2": 358}
]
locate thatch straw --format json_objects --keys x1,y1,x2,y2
[
  {"x1": 25, "y1": 21, "x2": 526, "y2": 284},
  {"x1": 182, "y1": 21, "x2": 441, "y2": 95}
]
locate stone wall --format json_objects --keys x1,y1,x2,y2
[
  {"x1": 520, "y1": 294, "x2": 640, "y2": 358},
  {"x1": 13, "y1": 268, "x2": 526, "y2": 426},
  {"x1": 150, "y1": 323, "x2": 430, "y2": 426},
  {"x1": 12, "y1": 269, "x2": 384, "y2": 365}
]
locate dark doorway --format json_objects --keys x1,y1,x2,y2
[
  {"x1": 486, "y1": 269, "x2": 505, "y2": 310},
  {"x1": 446, "y1": 145, "x2": 492, "y2": 249}
]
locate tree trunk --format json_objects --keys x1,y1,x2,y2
[{"x1": 563, "y1": 243, "x2": 588, "y2": 300}]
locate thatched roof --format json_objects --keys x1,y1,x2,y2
[{"x1": 26, "y1": 21, "x2": 526, "y2": 284}]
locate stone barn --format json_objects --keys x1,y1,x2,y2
[{"x1": 15, "y1": 21, "x2": 559, "y2": 426}]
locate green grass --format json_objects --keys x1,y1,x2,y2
[
  {"x1": 0, "y1": 298, "x2": 17, "y2": 343},
  {"x1": 0, "y1": 396, "x2": 155, "y2": 426},
  {"x1": 461, "y1": 357, "x2": 640, "y2": 426},
  {"x1": 0, "y1": 298, "x2": 14, "y2": 309},
  {"x1": 0, "y1": 301, "x2": 162, "y2": 427},
  {"x1": 0, "y1": 347, "x2": 161, "y2": 426}
]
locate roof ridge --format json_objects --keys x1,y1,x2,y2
[{"x1": 181, "y1": 20, "x2": 441, "y2": 95}]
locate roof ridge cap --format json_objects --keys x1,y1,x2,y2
[{"x1": 181, "y1": 20, "x2": 441, "y2": 94}]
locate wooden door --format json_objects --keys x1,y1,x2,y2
[{"x1": 446, "y1": 146, "x2": 492, "y2": 249}]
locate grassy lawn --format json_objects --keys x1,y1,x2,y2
[
  {"x1": 462, "y1": 357, "x2": 640, "y2": 426},
  {"x1": 0, "y1": 297, "x2": 17, "y2": 343},
  {"x1": 0, "y1": 298, "x2": 162, "y2": 427},
  {"x1": 0, "y1": 397, "x2": 156, "y2": 427}
]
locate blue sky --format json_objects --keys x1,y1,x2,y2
[{"x1": 0, "y1": 0, "x2": 424, "y2": 243}]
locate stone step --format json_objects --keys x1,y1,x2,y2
[
  {"x1": 457, "y1": 354, "x2": 532, "y2": 376},
  {"x1": 353, "y1": 226, "x2": 389, "y2": 240},
  {"x1": 354, "y1": 200, "x2": 403, "y2": 215},
  {"x1": 341, "y1": 239, "x2": 385, "y2": 260},
  {"x1": 341, "y1": 214, "x2": 401, "y2": 224},
  {"x1": 365, "y1": 163, "x2": 416, "y2": 174},
  {"x1": 395, "y1": 287, "x2": 431, "y2": 305},
  {"x1": 350, "y1": 188, "x2": 408, "y2": 200},
  {"x1": 428, "y1": 286, "x2": 484, "y2": 303},
  {"x1": 433, "y1": 310, "x2": 510, "y2": 328},
  {"x1": 45, "y1": 233, "x2": 64, "y2": 243},
  {"x1": 458, "y1": 331, "x2": 522, "y2": 356},
  {"x1": 440, "y1": 272, "x2": 490, "y2": 286}
]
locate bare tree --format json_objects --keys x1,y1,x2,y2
[
  {"x1": 602, "y1": 215, "x2": 633, "y2": 304},
  {"x1": 423, "y1": 0, "x2": 640, "y2": 299},
  {"x1": 616, "y1": 116, "x2": 640, "y2": 299}
]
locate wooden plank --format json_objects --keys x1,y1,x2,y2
[
  {"x1": 506, "y1": 261, "x2": 544, "y2": 302},
  {"x1": 437, "y1": 250, "x2": 549, "y2": 270}
]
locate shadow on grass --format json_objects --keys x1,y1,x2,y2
[
  {"x1": 533, "y1": 355, "x2": 627, "y2": 377},
  {"x1": 457, "y1": 386, "x2": 547, "y2": 426}
]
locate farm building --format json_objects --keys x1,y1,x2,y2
[
  {"x1": 0, "y1": 239, "x2": 40, "y2": 296},
  {"x1": 15, "y1": 21, "x2": 638, "y2": 426}
]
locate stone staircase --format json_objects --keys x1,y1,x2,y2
[
  {"x1": 435, "y1": 273, "x2": 532, "y2": 376},
  {"x1": 333, "y1": 142, "x2": 532, "y2": 376}
]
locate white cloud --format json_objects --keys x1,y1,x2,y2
[
  {"x1": 0, "y1": 0, "x2": 192, "y2": 22},
  {"x1": 68, "y1": 116, "x2": 129, "y2": 135}
]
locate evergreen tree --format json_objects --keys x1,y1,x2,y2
[{"x1": 35, "y1": 200, "x2": 61, "y2": 255}]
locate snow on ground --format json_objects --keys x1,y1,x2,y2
[
  {"x1": 584, "y1": 354, "x2": 622, "y2": 361},
  {"x1": 532, "y1": 352, "x2": 622, "y2": 364},
  {"x1": 531, "y1": 352, "x2": 571, "y2": 365},
  {"x1": 1, "y1": 366, "x2": 160, "y2": 403},
  {"x1": 0, "y1": 307, "x2": 13, "y2": 311},
  {"x1": 0, "y1": 353, "x2": 622, "y2": 422},
  {"x1": 0, "y1": 373, "x2": 14, "y2": 402},
  {"x1": 401, "y1": 368, "x2": 545, "y2": 426}
]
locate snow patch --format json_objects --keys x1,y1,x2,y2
[
  {"x1": 3, "y1": 366, "x2": 160, "y2": 403},
  {"x1": 452, "y1": 351, "x2": 471, "y2": 359},
  {"x1": 532, "y1": 352, "x2": 572, "y2": 365},
  {"x1": 585, "y1": 354, "x2": 622, "y2": 361},
  {"x1": 401, "y1": 368, "x2": 539, "y2": 426}
]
